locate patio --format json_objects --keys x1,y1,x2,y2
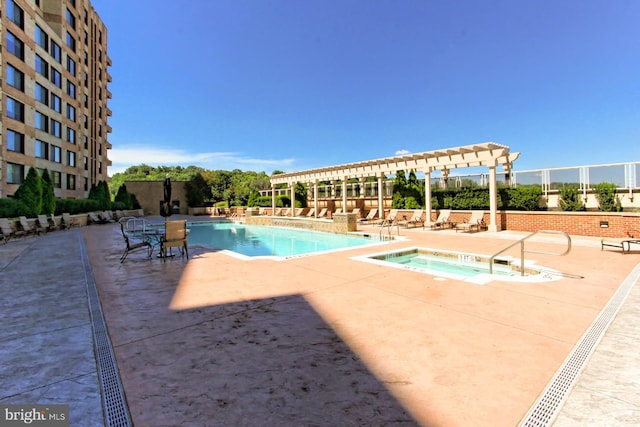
[{"x1": 1, "y1": 218, "x2": 639, "y2": 426}]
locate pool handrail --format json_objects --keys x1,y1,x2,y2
[{"x1": 489, "y1": 230, "x2": 572, "y2": 275}]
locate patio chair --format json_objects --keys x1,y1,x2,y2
[
  {"x1": 18, "y1": 216, "x2": 40, "y2": 236},
  {"x1": 429, "y1": 209, "x2": 453, "y2": 229},
  {"x1": 161, "y1": 220, "x2": 189, "y2": 261},
  {"x1": 120, "y1": 223, "x2": 152, "y2": 263},
  {"x1": 61, "y1": 213, "x2": 80, "y2": 230},
  {"x1": 601, "y1": 230, "x2": 640, "y2": 254},
  {"x1": 399, "y1": 210, "x2": 425, "y2": 229},
  {"x1": 455, "y1": 211, "x2": 487, "y2": 233},
  {"x1": 359, "y1": 208, "x2": 378, "y2": 225}
]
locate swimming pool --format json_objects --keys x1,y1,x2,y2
[
  {"x1": 186, "y1": 222, "x2": 387, "y2": 259},
  {"x1": 353, "y1": 247, "x2": 560, "y2": 284}
]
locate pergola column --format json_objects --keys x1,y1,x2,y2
[
  {"x1": 290, "y1": 182, "x2": 295, "y2": 216},
  {"x1": 271, "y1": 184, "x2": 276, "y2": 215},
  {"x1": 377, "y1": 173, "x2": 384, "y2": 216},
  {"x1": 488, "y1": 162, "x2": 498, "y2": 232},
  {"x1": 313, "y1": 179, "x2": 318, "y2": 217},
  {"x1": 359, "y1": 177, "x2": 366, "y2": 199},
  {"x1": 425, "y1": 168, "x2": 432, "y2": 224},
  {"x1": 342, "y1": 177, "x2": 347, "y2": 212}
]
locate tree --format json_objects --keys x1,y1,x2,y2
[
  {"x1": 114, "y1": 183, "x2": 132, "y2": 209},
  {"x1": 40, "y1": 169, "x2": 56, "y2": 215},
  {"x1": 14, "y1": 167, "x2": 43, "y2": 217}
]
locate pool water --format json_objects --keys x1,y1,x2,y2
[
  {"x1": 354, "y1": 248, "x2": 558, "y2": 284},
  {"x1": 186, "y1": 222, "x2": 383, "y2": 258},
  {"x1": 374, "y1": 250, "x2": 517, "y2": 277}
]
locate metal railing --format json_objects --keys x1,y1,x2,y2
[{"x1": 489, "y1": 230, "x2": 572, "y2": 275}]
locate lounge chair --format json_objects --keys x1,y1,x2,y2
[
  {"x1": 430, "y1": 209, "x2": 454, "y2": 229},
  {"x1": 351, "y1": 208, "x2": 361, "y2": 218},
  {"x1": 399, "y1": 210, "x2": 425, "y2": 229},
  {"x1": 272, "y1": 208, "x2": 282, "y2": 216},
  {"x1": 61, "y1": 213, "x2": 80, "y2": 229},
  {"x1": 18, "y1": 216, "x2": 40, "y2": 236},
  {"x1": 161, "y1": 220, "x2": 189, "y2": 261},
  {"x1": 306, "y1": 208, "x2": 316, "y2": 217},
  {"x1": 316, "y1": 208, "x2": 328, "y2": 218},
  {"x1": 37, "y1": 214, "x2": 56, "y2": 232},
  {"x1": 280, "y1": 208, "x2": 291, "y2": 216},
  {"x1": 601, "y1": 230, "x2": 640, "y2": 254},
  {"x1": 455, "y1": 210, "x2": 487, "y2": 233},
  {"x1": 120, "y1": 223, "x2": 152, "y2": 263},
  {"x1": 380, "y1": 209, "x2": 399, "y2": 226},
  {"x1": 89, "y1": 212, "x2": 108, "y2": 224},
  {"x1": 359, "y1": 208, "x2": 378, "y2": 225},
  {"x1": 100, "y1": 211, "x2": 117, "y2": 223},
  {"x1": 1, "y1": 218, "x2": 23, "y2": 242},
  {"x1": 294, "y1": 208, "x2": 304, "y2": 216}
]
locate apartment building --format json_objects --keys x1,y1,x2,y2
[{"x1": 1, "y1": 0, "x2": 111, "y2": 198}]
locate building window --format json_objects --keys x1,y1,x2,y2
[
  {"x1": 35, "y1": 25, "x2": 49, "y2": 50},
  {"x1": 51, "y1": 94, "x2": 62, "y2": 113},
  {"x1": 50, "y1": 41, "x2": 62, "y2": 63},
  {"x1": 84, "y1": 177, "x2": 88, "y2": 191},
  {"x1": 51, "y1": 68, "x2": 62, "y2": 88},
  {"x1": 51, "y1": 145, "x2": 62, "y2": 163},
  {"x1": 83, "y1": 72, "x2": 88, "y2": 87},
  {"x1": 66, "y1": 8, "x2": 76, "y2": 29},
  {"x1": 66, "y1": 32, "x2": 76, "y2": 52},
  {"x1": 98, "y1": 124, "x2": 102, "y2": 137},
  {"x1": 67, "y1": 81, "x2": 76, "y2": 99},
  {"x1": 7, "y1": 129, "x2": 25, "y2": 153},
  {"x1": 6, "y1": 31, "x2": 25, "y2": 61},
  {"x1": 7, "y1": 63, "x2": 24, "y2": 91},
  {"x1": 84, "y1": 30, "x2": 88, "y2": 45},
  {"x1": 67, "y1": 104, "x2": 76, "y2": 121},
  {"x1": 35, "y1": 54, "x2": 49, "y2": 77},
  {"x1": 7, "y1": 97, "x2": 25, "y2": 122},
  {"x1": 83, "y1": 93, "x2": 88, "y2": 107},
  {"x1": 52, "y1": 171, "x2": 61, "y2": 188},
  {"x1": 7, "y1": 163, "x2": 25, "y2": 185},
  {"x1": 84, "y1": 51, "x2": 88, "y2": 65},
  {"x1": 98, "y1": 162, "x2": 102, "y2": 174},
  {"x1": 67, "y1": 151, "x2": 76, "y2": 167},
  {"x1": 35, "y1": 111, "x2": 49, "y2": 131},
  {"x1": 67, "y1": 174, "x2": 76, "y2": 190},
  {"x1": 83, "y1": 136, "x2": 88, "y2": 149},
  {"x1": 67, "y1": 127, "x2": 76, "y2": 144},
  {"x1": 7, "y1": 0, "x2": 24, "y2": 29},
  {"x1": 67, "y1": 56, "x2": 76, "y2": 76},
  {"x1": 50, "y1": 119, "x2": 62, "y2": 138},
  {"x1": 35, "y1": 83, "x2": 49, "y2": 104},
  {"x1": 84, "y1": 115, "x2": 88, "y2": 129},
  {"x1": 84, "y1": 156, "x2": 88, "y2": 170},
  {"x1": 35, "y1": 140, "x2": 49, "y2": 159}
]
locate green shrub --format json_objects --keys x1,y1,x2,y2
[
  {"x1": 559, "y1": 185, "x2": 585, "y2": 211},
  {"x1": 0, "y1": 198, "x2": 21, "y2": 218},
  {"x1": 501, "y1": 187, "x2": 543, "y2": 211},
  {"x1": 594, "y1": 182, "x2": 621, "y2": 212}
]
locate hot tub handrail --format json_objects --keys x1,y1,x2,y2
[{"x1": 489, "y1": 230, "x2": 572, "y2": 276}]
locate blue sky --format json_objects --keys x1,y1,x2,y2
[{"x1": 92, "y1": 0, "x2": 639, "y2": 176}]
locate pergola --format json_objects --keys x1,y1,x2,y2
[{"x1": 269, "y1": 142, "x2": 520, "y2": 232}]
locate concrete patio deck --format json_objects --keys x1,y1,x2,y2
[{"x1": 1, "y1": 216, "x2": 639, "y2": 426}]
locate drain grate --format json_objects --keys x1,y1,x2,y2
[
  {"x1": 79, "y1": 233, "x2": 133, "y2": 427},
  {"x1": 519, "y1": 264, "x2": 640, "y2": 427}
]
